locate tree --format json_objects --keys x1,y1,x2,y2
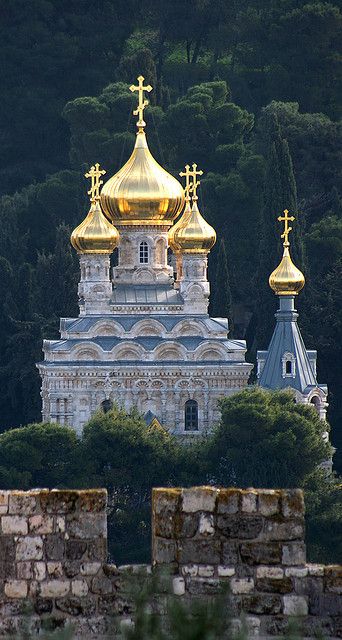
[
  {"x1": 202, "y1": 387, "x2": 332, "y2": 488},
  {"x1": 211, "y1": 239, "x2": 234, "y2": 335}
]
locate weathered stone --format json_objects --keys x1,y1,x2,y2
[
  {"x1": 64, "y1": 560, "x2": 81, "y2": 578},
  {"x1": 66, "y1": 540, "x2": 87, "y2": 561},
  {"x1": 178, "y1": 513, "x2": 198, "y2": 538},
  {"x1": 240, "y1": 543, "x2": 282, "y2": 565},
  {"x1": 66, "y1": 513, "x2": 107, "y2": 539},
  {"x1": 91, "y1": 573, "x2": 112, "y2": 594},
  {"x1": 218, "y1": 565, "x2": 235, "y2": 577},
  {"x1": 246, "y1": 615, "x2": 261, "y2": 637},
  {"x1": 56, "y1": 516, "x2": 66, "y2": 533},
  {"x1": 218, "y1": 515, "x2": 263, "y2": 539},
  {"x1": 307, "y1": 563, "x2": 324, "y2": 577},
  {"x1": 217, "y1": 488, "x2": 240, "y2": 514},
  {"x1": 39, "y1": 489, "x2": 80, "y2": 514},
  {"x1": 178, "y1": 539, "x2": 220, "y2": 564},
  {"x1": 55, "y1": 596, "x2": 96, "y2": 616},
  {"x1": 17, "y1": 561, "x2": 33, "y2": 580},
  {"x1": 98, "y1": 595, "x2": 133, "y2": 615},
  {"x1": 153, "y1": 538, "x2": 177, "y2": 564},
  {"x1": 33, "y1": 562, "x2": 46, "y2": 581},
  {"x1": 281, "y1": 490, "x2": 305, "y2": 519},
  {"x1": 34, "y1": 598, "x2": 53, "y2": 614},
  {"x1": 40, "y1": 580, "x2": 70, "y2": 598},
  {"x1": 231, "y1": 577, "x2": 254, "y2": 594},
  {"x1": 198, "y1": 513, "x2": 214, "y2": 536},
  {"x1": 310, "y1": 592, "x2": 342, "y2": 616},
  {"x1": 283, "y1": 594, "x2": 308, "y2": 615},
  {"x1": 16, "y1": 536, "x2": 43, "y2": 561},
  {"x1": 81, "y1": 561, "x2": 102, "y2": 576},
  {"x1": 324, "y1": 565, "x2": 342, "y2": 594},
  {"x1": 77, "y1": 489, "x2": 107, "y2": 513},
  {"x1": 222, "y1": 541, "x2": 239, "y2": 564},
  {"x1": 256, "y1": 577, "x2": 293, "y2": 594},
  {"x1": 29, "y1": 515, "x2": 53, "y2": 534},
  {"x1": 285, "y1": 566, "x2": 308, "y2": 577},
  {"x1": 9, "y1": 492, "x2": 37, "y2": 515},
  {"x1": 172, "y1": 576, "x2": 185, "y2": 595},
  {"x1": 154, "y1": 513, "x2": 174, "y2": 538},
  {"x1": 198, "y1": 565, "x2": 214, "y2": 577},
  {"x1": 0, "y1": 561, "x2": 16, "y2": 579},
  {"x1": 264, "y1": 615, "x2": 290, "y2": 635},
  {"x1": 1, "y1": 515, "x2": 28, "y2": 535},
  {"x1": 87, "y1": 538, "x2": 107, "y2": 561},
  {"x1": 28, "y1": 580, "x2": 39, "y2": 597},
  {"x1": 241, "y1": 491, "x2": 257, "y2": 513},
  {"x1": 182, "y1": 487, "x2": 217, "y2": 513},
  {"x1": 186, "y1": 577, "x2": 220, "y2": 595},
  {"x1": 0, "y1": 536, "x2": 15, "y2": 562},
  {"x1": 153, "y1": 488, "x2": 181, "y2": 515},
  {"x1": 256, "y1": 566, "x2": 284, "y2": 579},
  {"x1": 47, "y1": 561, "x2": 63, "y2": 578},
  {"x1": 258, "y1": 491, "x2": 280, "y2": 516},
  {"x1": 243, "y1": 594, "x2": 282, "y2": 615},
  {"x1": 181, "y1": 564, "x2": 198, "y2": 577},
  {"x1": 0, "y1": 491, "x2": 9, "y2": 515},
  {"x1": 44, "y1": 534, "x2": 65, "y2": 560},
  {"x1": 4, "y1": 580, "x2": 28, "y2": 598},
  {"x1": 72, "y1": 579, "x2": 89, "y2": 596},
  {"x1": 282, "y1": 542, "x2": 306, "y2": 566},
  {"x1": 263, "y1": 519, "x2": 304, "y2": 541}
]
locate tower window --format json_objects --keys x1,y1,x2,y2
[
  {"x1": 282, "y1": 352, "x2": 296, "y2": 378},
  {"x1": 185, "y1": 400, "x2": 198, "y2": 431},
  {"x1": 139, "y1": 241, "x2": 149, "y2": 264},
  {"x1": 286, "y1": 360, "x2": 292, "y2": 374}
]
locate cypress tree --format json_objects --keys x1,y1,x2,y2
[{"x1": 213, "y1": 238, "x2": 234, "y2": 336}]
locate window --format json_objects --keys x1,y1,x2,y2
[
  {"x1": 282, "y1": 352, "x2": 296, "y2": 378},
  {"x1": 139, "y1": 241, "x2": 149, "y2": 264},
  {"x1": 286, "y1": 360, "x2": 292, "y2": 374},
  {"x1": 185, "y1": 400, "x2": 198, "y2": 431},
  {"x1": 101, "y1": 399, "x2": 113, "y2": 414}
]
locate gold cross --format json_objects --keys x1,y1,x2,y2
[
  {"x1": 179, "y1": 164, "x2": 193, "y2": 201},
  {"x1": 130, "y1": 75, "x2": 152, "y2": 129},
  {"x1": 85, "y1": 163, "x2": 106, "y2": 201},
  {"x1": 278, "y1": 209, "x2": 295, "y2": 246},
  {"x1": 187, "y1": 163, "x2": 203, "y2": 201}
]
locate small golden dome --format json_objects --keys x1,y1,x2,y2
[
  {"x1": 168, "y1": 201, "x2": 192, "y2": 253},
  {"x1": 269, "y1": 245, "x2": 305, "y2": 295},
  {"x1": 173, "y1": 201, "x2": 216, "y2": 254},
  {"x1": 100, "y1": 130, "x2": 184, "y2": 226},
  {"x1": 71, "y1": 199, "x2": 119, "y2": 254}
]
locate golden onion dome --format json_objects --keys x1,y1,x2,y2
[
  {"x1": 269, "y1": 245, "x2": 305, "y2": 295},
  {"x1": 173, "y1": 201, "x2": 216, "y2": 254},
  {"x1": 168, "y1": 200, "x2": 192, "y2": 253},
  {"x1": 100, "y1": 130, "x2": 184, "y2": 226},
  {"x1": 70, "y1": 199, "x2": 119, "y2": 254}
]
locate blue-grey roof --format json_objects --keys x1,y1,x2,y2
[
  {"x1": 258, "y1": 298, "x2": 317, "y2": 393},
  {"x1": 111, "y1": 284, "x2": 183, "y2": 305},
  {"x1": 60, "y1": 314, "x2": 233, "y2": 335},
  {"x1": 38, "y1": 360, "x2": 249, "y2": 367},
  {"x1": 48, "y1": 336, "x2": 235, "y2": 352}
]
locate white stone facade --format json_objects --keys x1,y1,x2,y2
[{"x1": 38, "y1": 223, "x2": 253, "y2": 435}]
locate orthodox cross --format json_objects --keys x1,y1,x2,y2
[
  {"x1": 130, "y1": 75, "x2": 152, "y2": 129},
  {"x1": 179, "y1": 164, "x2": 193, "y2": 201},
  {"x1": 85, "y1": 163, "x2": 106, "y2": 201},
  {"x1": 278, "y1": 209, "x2": 295, "y2": 246},
  {"x1": 187, "y1": 163, "x2": 203, "y2": 201}
]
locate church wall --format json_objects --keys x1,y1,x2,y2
[{"x1": 0, "y1": 487, "x2": 340, "y2": 638}]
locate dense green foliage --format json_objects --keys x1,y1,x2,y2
[
  {"x1": 0, "y1": 390, "x2": 340, "y2": 565},
  {"x1": 0, "y1": 2, "x2": 341, "y2": 465}
]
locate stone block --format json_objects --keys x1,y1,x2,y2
[
  {"x1": 218, "y1": 514, "x2": 263, "y2": 539},
  {"x1": 80, "y1": 562, "x2": 101, "y2": 576},
  {"x1": 72, "y1": 579, "x2": 89, "y2": 597},
  {"x1": 55, "y1": 596, "x2": 96, "y2": 616},
  {"x1": 178, "y1": 513, "x2": 198, "y2": 538},
  {"x1": 0, "y1": 562, "x2": 16, "y2": 579},
  {"x1": 256, "y1": 577, "x2": 293, "y2": 594},
  {"x1": 1, "y1": 515, "x2": 28, "y2": 535},
  {"x1": 246, "y1": 616, "x2": 261, "y2": 637},
  {"x1": 172, "y1": 576, "x2": 185, "y2": 595},
  {"x1": 0, "y1": 491, "x2": 9, "y2": 515},
  {"x1": 217, "y1": 488, "x2": 240, "y2": 514},
  {"x1": 4, "y1": 580, "x2": 28, "y2": 598},
  {"x1": 178, "y1": 539, "x2": 220, "y2": 564},
  {"x1": 44, "y1": 534, "x2": 65, "y2": 560},
  {"x1": 231, "y1": 577, "x2": 254, "y2": 594},
  {"x1": 256, "y1": 566, "x2": 284, "y2": 579},
  {"x1": 9, "y1": 492, "x2": 37, "y2": 515},
  {"x1": 282, "y1": 543, "x2": 306, "y2": 566},
  {"x1": 154, "y1": 512, "x2": 174, "y2": 538},
  {"x1": 198, "y1": 513, "x2": 214, "y2": 536},
  {"x1": 91, "y1": 573, "x2": 112, "y2": 594},
  {"x1": 222, "y1": 541, "x2": 239, "y2": 564},
  {"x1": 40, "y1": 580, "x2": 70, "y2": 598},
  {"x1": 87, "y1": 538, "x2": 107, "y2": 561},
  {"x1": 153, "y1": 488, "x2": 181, "y2": 515},
  {"x1": 258, "y1": 490, "x2": 280, "y2": 516},
  {"x1": 17, "y1": 561, "x2": 33, "y2": 580},
  {"x1": 56, "y1": 516, "x2": 66, "y2": 533},
  {"x1": 307, "y1": 563, "x2": 324, "y2": 577},
  {"x1": 16, "y1": 536, "x2": 43, "y2": 561},
  {"x1": 66, "y1": 513, "x2": 107, "y2": 539},
  {"x1": 182, "y1": 487, "x2": 217, "y2": 513},
  {"x1": 47, "y1": 561, "x2": 63, "y2": 578},
  {"x1": 285, "y1": 566, "x2": 308, "y2": 577},
  {"x1": 153, "y1": 538, "x2": 177, "y2": 564},
  {"x1": 77, "y1": 489, "x2": 107, "y2": 513},
  {"x1": 198, "y1": 565, "x2": 214, "y2": 577},
  {"x1": 33, "y1": 562, "x2": 46, "y2": 581},
  {"x1": 64, "y1": 560, "x2": 81, "y2": 578},
  {"x1": 240, "y1": 543, "x2": 282, "y2": 565},
  {"x1": 310, "y1": 592, "x2": 342, "y2": 616},
  {"x1": 0, "y1": 536, "x2": 15, "y2": 562},
  {"x1": 241, "y1": 491, "x2": 258, "y2": 513},
  {"x1": 66, "y1": 540, "x2": 87, "y2": 561},
  {"x1": 29, "y1": 515, "x2": 53, "y2": 534},
  {"x1": 181, "y1": 564, "x2": 198, "y2": 577},
  {"x1": 243, "y1": 594, "x2": 282, "y2": 615},
  {"x1": 283, "y1": 595, "x2": 308, "y2": 615},
  {"x1": 39, "y1": 489, "x2": 80, "y2": 514},
  {"x1": 34, "y1": 598, "x2": 53, "y2": 615},
  {"x1": 186, "y1": 577, "x2": 220, "y2": 595},
  {"x1": 281, "y1": 490, "x2": 305, "y2": 519},
  {"x1": 218, "y1": 565, "x2": 235, "y2": 577},
  {"x1": 263, "y1": 520, "x2": 304, "y2": 542},
  {"x1": 324, "y1": 565, "x2": 342, "y2": 594}
]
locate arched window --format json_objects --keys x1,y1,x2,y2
[
  {"x1": 286, "y1": 360, "x2": 292, "y2": 374},
  {"x1": 185, "y1": 400, "x2": 198, "y2": 431},
  {"x1": 139, "y1": 241, "x2": 149, "y2": 264},
  {"x1": 282, "y1": 352, "x2": 296, "y2": 378},
  {"x1": 101, "y1": 399, "x2": 113, "y2": 414}
]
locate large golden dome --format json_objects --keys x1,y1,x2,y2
[
  {"x1": 269, "y1": 245, "x2": 305, "y2": 295},
  {"x1": 71, "y1": 199, "x2": 119, "y2": 254},
  {"x1": 173, "y1": 201, "x2": 216, "y2": 254},
  {"x1": 100, "y1": 130, "x2": 184, "y2": 226}
]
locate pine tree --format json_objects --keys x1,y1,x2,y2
[{"x1": 212, "y1": 239, "x2": 234, "y2": 336}]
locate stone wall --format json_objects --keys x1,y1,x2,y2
[{"x1": 0, "y1": 487, "x2": 340, "y2": 638}]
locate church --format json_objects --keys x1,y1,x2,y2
[{"x1": 37, "y1": 76, "x2": 253, "y2": 435}]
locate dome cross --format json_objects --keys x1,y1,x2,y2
[
  {"x1": 85, "y1": 163, "x2": 106, "y2": 202},
  {"x1": 278, "y1": 209, "x2": 295, "y2": 247},
  {"x1": 130, "y1": 75, "x2": 152, "y2": 130},
  {"x1": 180, "y1": 163, "x2": 203, "y2": 201}
]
